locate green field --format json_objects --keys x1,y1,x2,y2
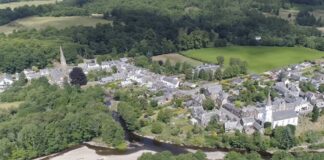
[
  {"x1": 182, "y1": 46, "x2": 324, "y2": 73},
  {"x1": 0, "y1": 16, "x2": 111, "y2": 34},
  {"x1": 152, "y1": 53, "x2": 203, "y2": 66},
  {"x1": 0, "y1": 0, "x2": 60, "y2": 9}
]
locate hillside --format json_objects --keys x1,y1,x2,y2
[{"x1": 0, "y1": 16, "x2": 111, "y2": 34}]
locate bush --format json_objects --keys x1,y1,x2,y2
[{"x1": 151, "y1": 122, "x2": 163, "y2": 134}]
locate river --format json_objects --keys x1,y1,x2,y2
[{"x1": 34, "y1": 112, "x2": 272, "y2": 160}]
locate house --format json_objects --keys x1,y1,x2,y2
[
  {"x1": 161, "y1": 76, "x2": 180, "y2": 88},
  {"x1": 87, "y1": 62, "x2": 101, "y2": 71},
  {"x1": 193, "y1": 64, "x2": 220, "y2": 75},
  {"x1": 202, "y1": 83, "x2": 222, "y2": 100},
  {"x1": 0, "y1": 74, "x2": 14, "y2": 90},
  {"x1": 225, "y1": 120, "x2": 243, "y2": 132}
]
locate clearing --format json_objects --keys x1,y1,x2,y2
[
  {"x1": 0, "y1": 101, "x2": 23, "y2": 110},
  {"x1": 0, "y1": 16, "x2": 111, "y2": 34},
  {"x1": 152, "y1": 53, "x2": 203, "y2": 66},
  {"x1": 182, "y1": 46, "x2": 324, "y2": 73},
  {"x1": 0, "y1": 0, "x2": 60, "y2": 9},
  {"x1": 296, "y1": 116, "x2": 324, "y2": 136}
]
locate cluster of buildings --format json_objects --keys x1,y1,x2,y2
[
  {"x1": 186, "y1": 62, "x2": 324, "y2": 134},
  {"x1": 1, "y1": 47, "x2": 324, "y2": 135}
]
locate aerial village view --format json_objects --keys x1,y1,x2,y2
[{"x1": 1, "y1": 0, "x2": 324, "y2": 160}]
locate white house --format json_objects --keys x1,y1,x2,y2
[
  {"x1": 161, "y1": 77, "x2": 180, "y2": 88},
  {"x1": 0, "y1": 74, "x2": 14, "y2": 90}
]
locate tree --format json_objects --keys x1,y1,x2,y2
[
  {"x1": 151, "y1": 122, "x2": 163, "y2": 134},
  {"x1": 312, "y1": 105, "x2": 320, "y2": 122},
  {"x1": 319, "y1": 84, "x2": 324, "y2": 93},
  {"x1": 216, "y1": 56, "x2": 224, "y2": 65},
  {"x1": 202, "y1": 98, "x2": 215, "y2": 110},
  {"x1": 214, "y1": 68, "x2": 223, "y2": 80},
  {"x1": 185, "y1": 68, "x2": 193, "y2": 80},
  {"x1": 272, "y1": 126, "x2": 297, "y2": 149},
  {"x1": 198, "y1": 69, "x2": 209, "y2": 80},
  {"x1": 69, "y1": 67, "x2": 87, "y2": 86},
  {"x1": 272, "y1": 151, "x2": 294, "y2": 160},
  {"x1": 157, "y1": 109, "x2": 172, "y2": 123},
  {"x1": 14, "y1": 72, "x2": 27, "y2": 87}
]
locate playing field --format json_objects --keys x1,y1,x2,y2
[
  {"x1": 152, "y1": 53, "x2": 203, "y2": 66},
  {"x1": 182, "y1": 46, "x2": 324, "y2": 73},
  {"x1": 0, "y1": 16, "x2": 111, "y2": 34},
  {"x1": 0, "y1": 0, "x2": 60, "y2": 9}
]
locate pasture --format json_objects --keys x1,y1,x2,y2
[
  {"x1": 152, "y1": 53, "x2": 203, "y2": 66},
  {"x1": 182, "y1": 46, "x2": 324, "y2": 73},
  {"x1": 0, "y1": 16, "x2": 111, "y2": 34},
  {"x1": 0, "y1": 101, "x2": 23, "y2": 110},
  {"x1": 0, "y1": 0, "x2": 60, "y2": 9}
]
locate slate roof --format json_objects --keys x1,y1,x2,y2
[{"x1": 272, "y1": 109, "x2": 297, "y2": 121}]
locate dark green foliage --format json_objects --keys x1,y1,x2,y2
[
  {"x1": 205, "y1": 116, "x2": 224, "y2": 134},
  {"x1": 157, "y1": 109, "x2": 172, "y2": 123},
  {"x1": 117, "y1": 102, "x2": 140, "y2": 131},
  {"x1": 138, "y1": 151, "x2": 207, "y2": 160},
  {"x1": 216, "y1": 56, "x2": 224, "y2": 65},
  {"x1": 70, "y1": 67, "x2": 87, "y2": 86},
  {"x1": 151, "y1": 122, "x2": 163, "y2": 134},
  {"x1": 202, "y1": 98, "x2": 215, "y2": 110},
  {"x1": 299, "y1": 81, "x2": 317, "y2": 92},
  {"x1": 272, "y1": 126, "x2": 297, "y2": 149},
  {"x1": 224, "y1": 151, "x2": 262, "y2": 160},
  {"x1": 237, "y1": 81, "x2": 267, "y2": 105},
  {"x1": 0, "y1": 79, "x2": 124, "y2": 159},
  {"x1": 271, "y1": 151, "x2": 294, "y2": 160},
  {"x1": 296, "y1": 10, "x2": 319, "y2": 26},
  {"x1": 319, "y1": 84, "x2": 324, "y2": 93},
  {"x1": 311, "y1": 105, "x2": 320, "y2": 122}
]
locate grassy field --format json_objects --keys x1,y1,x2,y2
[
  {"x1": 0, "y1": 16, "x2": 111, "y2": 34},
  {"x1": 0, "y1": 0, "x2": 60, "y2": 9},
  {"x1": 152, "y1": 53, "x2": 203, "y2": 66},
  {"x1": 296, "y1": 116, "x2": 324, "y2": 136},
  {"x1": 182, "y1": 46, "x2": 324, "y2": 73},
  {"x1": 0, "y1": 101, "x2": 23, "y2": 110}
]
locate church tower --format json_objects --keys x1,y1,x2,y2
[
  {"x1": 60, "y1": 46, "x2": 67, "y2": 68},
  {"x1": 59, "y1": 46, "x2": 68, "y2": 78},
  {"x1": 264, "y1": 91, "x2": 273, "y2": 123}
]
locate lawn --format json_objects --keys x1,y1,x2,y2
[
  {"x1": 182, "y1": 46, "x2": 324, "y2": 73},
  {"x1": 152, "y1": 53, "x2": 203, "y2": 67},
  {"x1": 0, "y1": 0, "x2": 60, "y2": 9},
  {"x1": 0, "y1": 101, "x2": 23, "y2": 110},
  {"x1": 0, "y1": 16, "x2": 111, "y2": 34}
]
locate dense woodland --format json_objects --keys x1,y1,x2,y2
[
  {"x1": 0, "y1": 78, "x2": 124, "y2": 160},
  {"x1": 0, "y1": 0, "x2": 323, "y2": 73}
]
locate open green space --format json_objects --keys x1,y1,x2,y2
[
  {"x1": 0, "y1": 0, "x2": 60, "y2": 9},
  {"x1": 182, "y1": 46, "x2": 324, "y2": 73},
  {"x1": 152, "y1": 53, "x2": 203, "y2": 67},
  {"x1": 0, "y1": 101, "x2": 23, "y2": 109},
  {"x1": 0, "y1": 16, "x2": 111, "y2": 34}
]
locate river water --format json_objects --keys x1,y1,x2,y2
[{"x1": 35, "y1": 112, "x2": 271, "y2": 160}]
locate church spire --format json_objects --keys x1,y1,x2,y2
[
  {"x1": 267, "y1": 90, "x2": 272, "y2": 106},
  {"x1": 60, "y1": 46, "x2": 67, "y2": 67}
]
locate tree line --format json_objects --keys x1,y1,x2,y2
[{"x1": 0, "y1": 78, "x2": 125, "y2": 159}]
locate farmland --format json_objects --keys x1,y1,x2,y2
[
  {"x1": 0, "y1": 16, "x2": 111, "y2": 34},
  {"x1": 182, "y1": 46, "x2": 324, "y2": 73},
  {"x1": 0, "y1": 0, "x2": 60, "y2": 9},
  {"x1": 152, "y1": 53, "x2": 203, "y2": 66}
]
